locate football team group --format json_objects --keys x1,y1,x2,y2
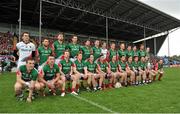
[{"x1": 13, "y1": 32, "x2": 164, "y2": 102}]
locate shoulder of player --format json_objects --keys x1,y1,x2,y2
[
  {"x1": 53, "y1": 63, "x2": 59, "y2": 68},
  {"x1": 19, "y1": 65, "x2": 26, "y2": 71},
  {"x1": 32, "y1": 68, "x2": 38, "y2": 74}
]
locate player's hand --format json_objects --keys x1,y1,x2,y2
[{"x1": 47, "y1": 82, "x2": 53, "y2": 89}]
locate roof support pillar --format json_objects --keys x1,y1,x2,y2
[
  {"x1": 39, "y1": 0, "x2": 42, "y2": 44},
  {"x1": 18, "y1": 0, "x2": 22, "y2": 42},
  {"x1": 144, "y1": 27, "x2": 146, "y2": 48},
  {"x1": 154, "y1": 37, "x2": 157, "y2": 55},
  {"x1": 106, "y1": 17, "x2": 109, "y2": 45}
]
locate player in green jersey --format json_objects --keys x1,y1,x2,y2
[
  {"x1": 118, "y1": 55, "x2": 128, "y2": 86},
  {"x1": 52, "y1": 32, "x2": 67, "y2": 64},
  {"x1": 73, "y1": 52, "x2": 90, "y2": 92},
  {"x1": 126, "y1": 56, "x2": 135, "y2": 85},
  {"x1": 126, "y1": 45, "x2": 133, "y2": 58},
  {"x1": 132, "y1": 45, "x2": 139, "y2": 57},
  {"x1": 80, "y1": 40, "x2": 92, "y2": 61},
  {"x1": 132, "y1": 55, "x2": 141, "y2": 85},
  {"x1": 59, "y1": 50, "x2": 79, "y2": 95},
  {"x1": 37, "y1": 39, "x2": 52, "y2": 70},
  {"x1": 138, "y1": 44, "x2": 146, "y2": 57},
  {"x1": 118, "y1": 43, "x2": 126, "y2": 59},
  {"x1": 67, "y1": 35, "x2": 80, "y2": 62},
  {"x1": 138, "y1": 56, "x2": 147, "y2": 84},
  {"x1": 96, "y1": 56, "x2": 109, "y2": 90},
  {"x1": 14, "y1": 58, "x2": 40, "y2": 102},
  {"x1": 39, "y1": 55, "x2": 66, "y2": 96},
  {"x1": 84, "y1": 54, "x2": 100, "y2": 91},
  {"x1": 108, "y1": 55, "x2": 124, "y2": 87},
  {"x1": 106, "y1": 42, "x2": 117, "y2": 62},
  {"x1": 92, "y1": 40, "x2": 102, "y2": 62}
]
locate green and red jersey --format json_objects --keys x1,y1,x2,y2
[
  {"x1": 80, "y1": 46, "x2": 91, "y2": 61},
  {"x1": 126, "y1": 50, "x2": 133, "y2": 57},
  {"x1": 97, "y1": 61, "x2": 108, "y2": 72},
  {"x1": 42, "y1": 64, "x2": 60, "y2": 81},
  {"x1": 132, "y1": 61, "x2": 139, "y2": 70},
  {"x1": 92, "y1": 46, "x2": 101, "y2": 60},
  {"x1": 138, "y1": 50, "x2": 146, "y2": 57},
  {"x1": 109, "y1": 61, "x2": 119, "y2": 72},
  {"x1": 53, "y1": 40, "x2": 67, "y2": 58},
  {"x1": 37, "y1": 45, "x2": 52, "y2": 65},
  {"x1": 18, "y1": 65, "x2": 38, "y2": 81},
  {"x1": 119, "y1": 61, "x2": 127, "y2": 71},
  {"x1": 85, "y1": 61, "x2": 97, "y2": 73},
  {"x1": 59, "y1": 59, "x2": 73, "y2": 74},
  {"x1": 127, "y1": 61, "x2": 133, "y2": 70},
  {"x1": 109, "y1": 49, "x2": 117, "y2": 61},
  {"x1": 139, "y1": 61, "x2": 147, "y2": 70},
  {"x1": 67, "y1": 43, "x2": 80, "y2": 58},
  {"x1": 118, "y1": 49, "x2": 126, "y2": 58},
  {"x1": 74, "y1": 59, "x2": 86, "y2": 73}
]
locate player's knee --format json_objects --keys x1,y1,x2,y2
[
  {"x1": 39, "y1": 82, "x2": 45, "y2": 89},
  {"x1": 61, "y1": 76, "x2": 66, "y2": 82},
  {"x1": 14, "y1": 82, "x2": 22, "y2": 90},
  {"x1": 35, "y1": 83, "x2": 41, "y2": 91}
]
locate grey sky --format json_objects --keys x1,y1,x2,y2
[{"x1": 139, "y1": 0, "x2": 180, "y2": 56}]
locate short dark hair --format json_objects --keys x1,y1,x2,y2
[
  {"x1": 26, "y1": 57, "x2": 34, "y2": 63},
  {"x1": 21, "y1": 32, "x2": 30, "y2": 38},
  {"x1": 43, "y1": 38, "x2": 49, "y2": 41}
]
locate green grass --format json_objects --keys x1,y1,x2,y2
[{"x1": 0, "y1": 68, "x2": 180, "y2": 113}]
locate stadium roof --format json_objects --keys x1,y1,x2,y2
[{"x1": 0, "y1": 0, "x2": 180, "y2": 41}]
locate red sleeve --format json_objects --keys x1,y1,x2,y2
[
  {"x1": 36, "y1": 49, "x2": 39, "y2": 55},
  {"x1": 155, "y1": 63, "x2": 158, "y2": 71},
  {"x1": 116, "y1": 55, "x2": 119, "y2": 61},
  {"x1": 39, "y1": 69, "x2": 43, "y2": 76},
  {"x1": 58, "y1": 63, "x2": 61, "y2": 67},
  {"x1": 16, "y1": 70, "x2": 21, "y2": 76},
  {"x1": 72, "y1": 63, "x2": 75, "y2": 67},
  {"x1": 106, "y1": 51, "x2": 110, "y2": 62},
  {"x1": 108, "y1": 64, "x2": 111, "y2": 68}
]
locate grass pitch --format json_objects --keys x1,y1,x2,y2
[{"x1": 0, "y1": 68, "x2": 180, "y2": 113}]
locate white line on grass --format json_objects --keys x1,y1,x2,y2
[{"x1": 72, "y1": 95, "x2": 118, "y2": 113}]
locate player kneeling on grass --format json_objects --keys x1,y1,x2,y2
[
  {"x1": 14, "y1": 58, "x2": 40, "y2": 102},
  {"x1": 85, "y1": 54, "x2": 101, "y2": 91},
  {"x1": 118, "y1": 55, "x2": 128, "y2": 87},
  {"x1": 97, "y1": 56, "x2": 110, "y2": 89},
  {"x1": 154, "y1": 59, "x2": 164, "y2": 81},
  {"x1": 126, "y1": 56, "x2": 135, "y2": 85},
  {"x1": 59, "y1": 50, "x2": 78, "y2": 95},
  {"x1": 138, "y1": 57, "x2": 147, "y2": 84},
  {"x1": 108, "y1": 55, "x2": 123, "y2": 88},
  {"x1": 73, "y1": 52, "x2": 90, "y2": 93},
  {"x1": 145, "y1": 56, "x2": 154, "y2": 83},
  {"x1": 132, "y1": 55, "x2": 141, "y2": 85},
  {"x1": 39, "y1": 55, "x2": 66, "y2": 97}
]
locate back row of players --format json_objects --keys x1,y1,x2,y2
[{"x1": 14, "y1": 32, "x2": 164, "y2": 102}]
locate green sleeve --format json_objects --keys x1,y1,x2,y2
[
  {"x1": 32, "y1": 69, "x2": 38, "y2": 81},
  {"x1": 55, "y1": 64, "x2": 60, "y2": 73},
  {"x1": 43, "y1": 65, "x2": 47, "y2": 73}
]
